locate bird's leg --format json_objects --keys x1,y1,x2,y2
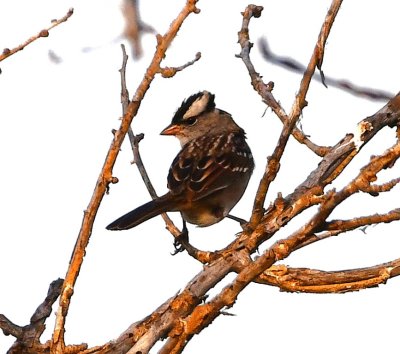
[
  {"x1": 172, "y1": 219, "x2": 188, "y2": 254},
  {"x1": 172, "y1": 218, "x2": 203, "y2": 258},
  {"x1": 226, "y1": 214, "x2": 247, "y2": 226}
]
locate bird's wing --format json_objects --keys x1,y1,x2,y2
[{"x1": 167, "y1": 133, "x2": 254, "y2": 201}]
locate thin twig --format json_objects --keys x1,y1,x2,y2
[
  {"x1": 0, "y1": 8, "x2": 74, "y2": 63},
  {"x1": 50, "y1": 1, "x2": 200, "y2": 353},
  {"x1": 119, "y1": 44, "x2": 208, "y2": 261},
  {"x1": 160, "y1": 52, "x2": 201, "y2": 78},
  {"x1": 248, "y1": 0, "x2": 343, "y2": 229},
  {"x1": 119, "y1": 44, "x2": 181, "y2": 237},
  {"x1": 236, "y1": 6, "x2": 329, "y2": 157}
]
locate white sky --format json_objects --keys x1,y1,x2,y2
[{"x1": 1, "y1": 1, "x2": 399, "y2": 353}]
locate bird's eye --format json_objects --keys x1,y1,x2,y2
[{"x1": 185, "y1": 117, "x2": 197, "y2": 126}]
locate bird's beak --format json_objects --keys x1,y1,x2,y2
[{"x1": 160, "y1": 123, "x2": 180, "y2": 136}]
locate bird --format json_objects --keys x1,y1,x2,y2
[{"x1": 106, "y1": 90, "x2": 254, "y2": 231}]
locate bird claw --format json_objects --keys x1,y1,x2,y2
[{"x1": 172, "y1": 221, "x2": 190, "y2": 255}]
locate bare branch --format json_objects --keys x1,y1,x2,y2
[
  {"x1": 282, "y1": 139, "x2": 400, "y2": 258},
  {"x1": 1, "y1": 279, "x2": 64, "y2": 354},
  {"x1": 290, "y1": 208, "x2": 400, "y2": 250},
  {"x1": 160, "y1": 52, "x2": 201, "y2": 78},
  {"x1": 50, "y1": 1, "x2": 201, "y2": 352},
  {"x1": 248, "y1": 0, "x2": 342, "y2": 228},
  {"x1": 326, "y1": 208, "x2": 400, "y2": 232},
  {"x1": 0, "y1": 9, "x2": 74, "y2": 63},
  {"x1": 257, "y1": 260, "x2": 400, "y2": 293},
  {"x1": 118, "y1": 45, "x2": 208, "y2": 262},
  {"x1": 236, "y1": 5, "x2": 329, "y2": 157}
]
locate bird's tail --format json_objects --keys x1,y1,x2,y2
[{"x1": 106, "y1": 194, "x2": 176, "y2": 230}]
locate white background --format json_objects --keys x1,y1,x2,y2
[{"x1": 0, "y1": 1, "x2": 399, "y2": 353}]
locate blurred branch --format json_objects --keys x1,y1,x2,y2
[
  {"x1": 122, "y1": 0, "x2": 155, "y2": 59},
  {"x1": 0, "y1": 8, "x2": 74, "y2": 64},
  {"x1": 50, "y1": 1, "x2": 200, "y2": 353},
  {"x1": 259, "y1": 38, "x2": 394, "y2": 101}
]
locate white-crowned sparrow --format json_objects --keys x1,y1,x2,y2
[{"x1": 106, "y1": 90, "x2": 254, "y2": 230}]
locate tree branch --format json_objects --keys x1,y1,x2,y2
[
  {"x1": 248, "y1": 0, "x2": 343, "y2": 228},
  {"x1": 1, "y1": 279, "x2": 64, "y2": 354},
  {"x1": 50, "y1": 1, "x2": 200, "y2": 353},
  {"x1": 118, "y1": 44, "x2": 208, "y2": 262},
  {"x1": 256, "y1": 259, "x2": 400, "y2": 293},
  {"x1": 236, "y1": 5, "x2": 330, "y2": 157},
  {"x1": 0, "y1": 9, "x2": 74, "y2": 63}
]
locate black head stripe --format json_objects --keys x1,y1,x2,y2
[{"x1": 171, "y1": 91, "x2": 216, "y2": 124}]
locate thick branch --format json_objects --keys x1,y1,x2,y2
[{"x1": 257, "y1": 259, "x2": 400, "y2": 293}]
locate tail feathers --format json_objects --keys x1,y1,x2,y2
[{"x1": 106, "y1": 194, "x2": 176, "y2": 230}]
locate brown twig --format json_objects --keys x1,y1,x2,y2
[
  {"x1": 290, "y1": 207, "x2": 400, "y2": 250},
  {"x1": 160, "y1": 52, "x2": 201, "y2": 78},
  {"x1": 289, "y1": 138, "x2": 400, "y2": 250},
  {"x1": 248, "y1": 0, "x2": 343, "y2": 229},
  {"x1": 120, "y1": 45, "x2": 185, "y2": 243},
  {"x1": 325, "y1": 208, "x2": 400, "y2": 232},
  {"x1": 168, "y1": 141, "x2": 400, "y2": 343},
  {"x1": 155, "y1": 4, "x2": 400, "y2": 350},
  {"x1": 77, "y1": 92, "x2": 400, "y2": 354},
  {"x1": 0, "y1": 9, "x2": 74, "y2": 63},
  {"x1": 50, "y1": 1, "x2": 200, "y2": 353},
  {"x1": 119, "y1": 44, "x2": 208, "y2": 262},
  {"x1": 236, "y1": 5, "x2": 330, "y2": 157}
]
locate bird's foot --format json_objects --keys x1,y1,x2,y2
[
  {"x1": 172, "y1": 219, "x2": 191, "y2": 255},
  {"x1": 172, "y1": 228, "x2": 189, "y2": 254}
]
